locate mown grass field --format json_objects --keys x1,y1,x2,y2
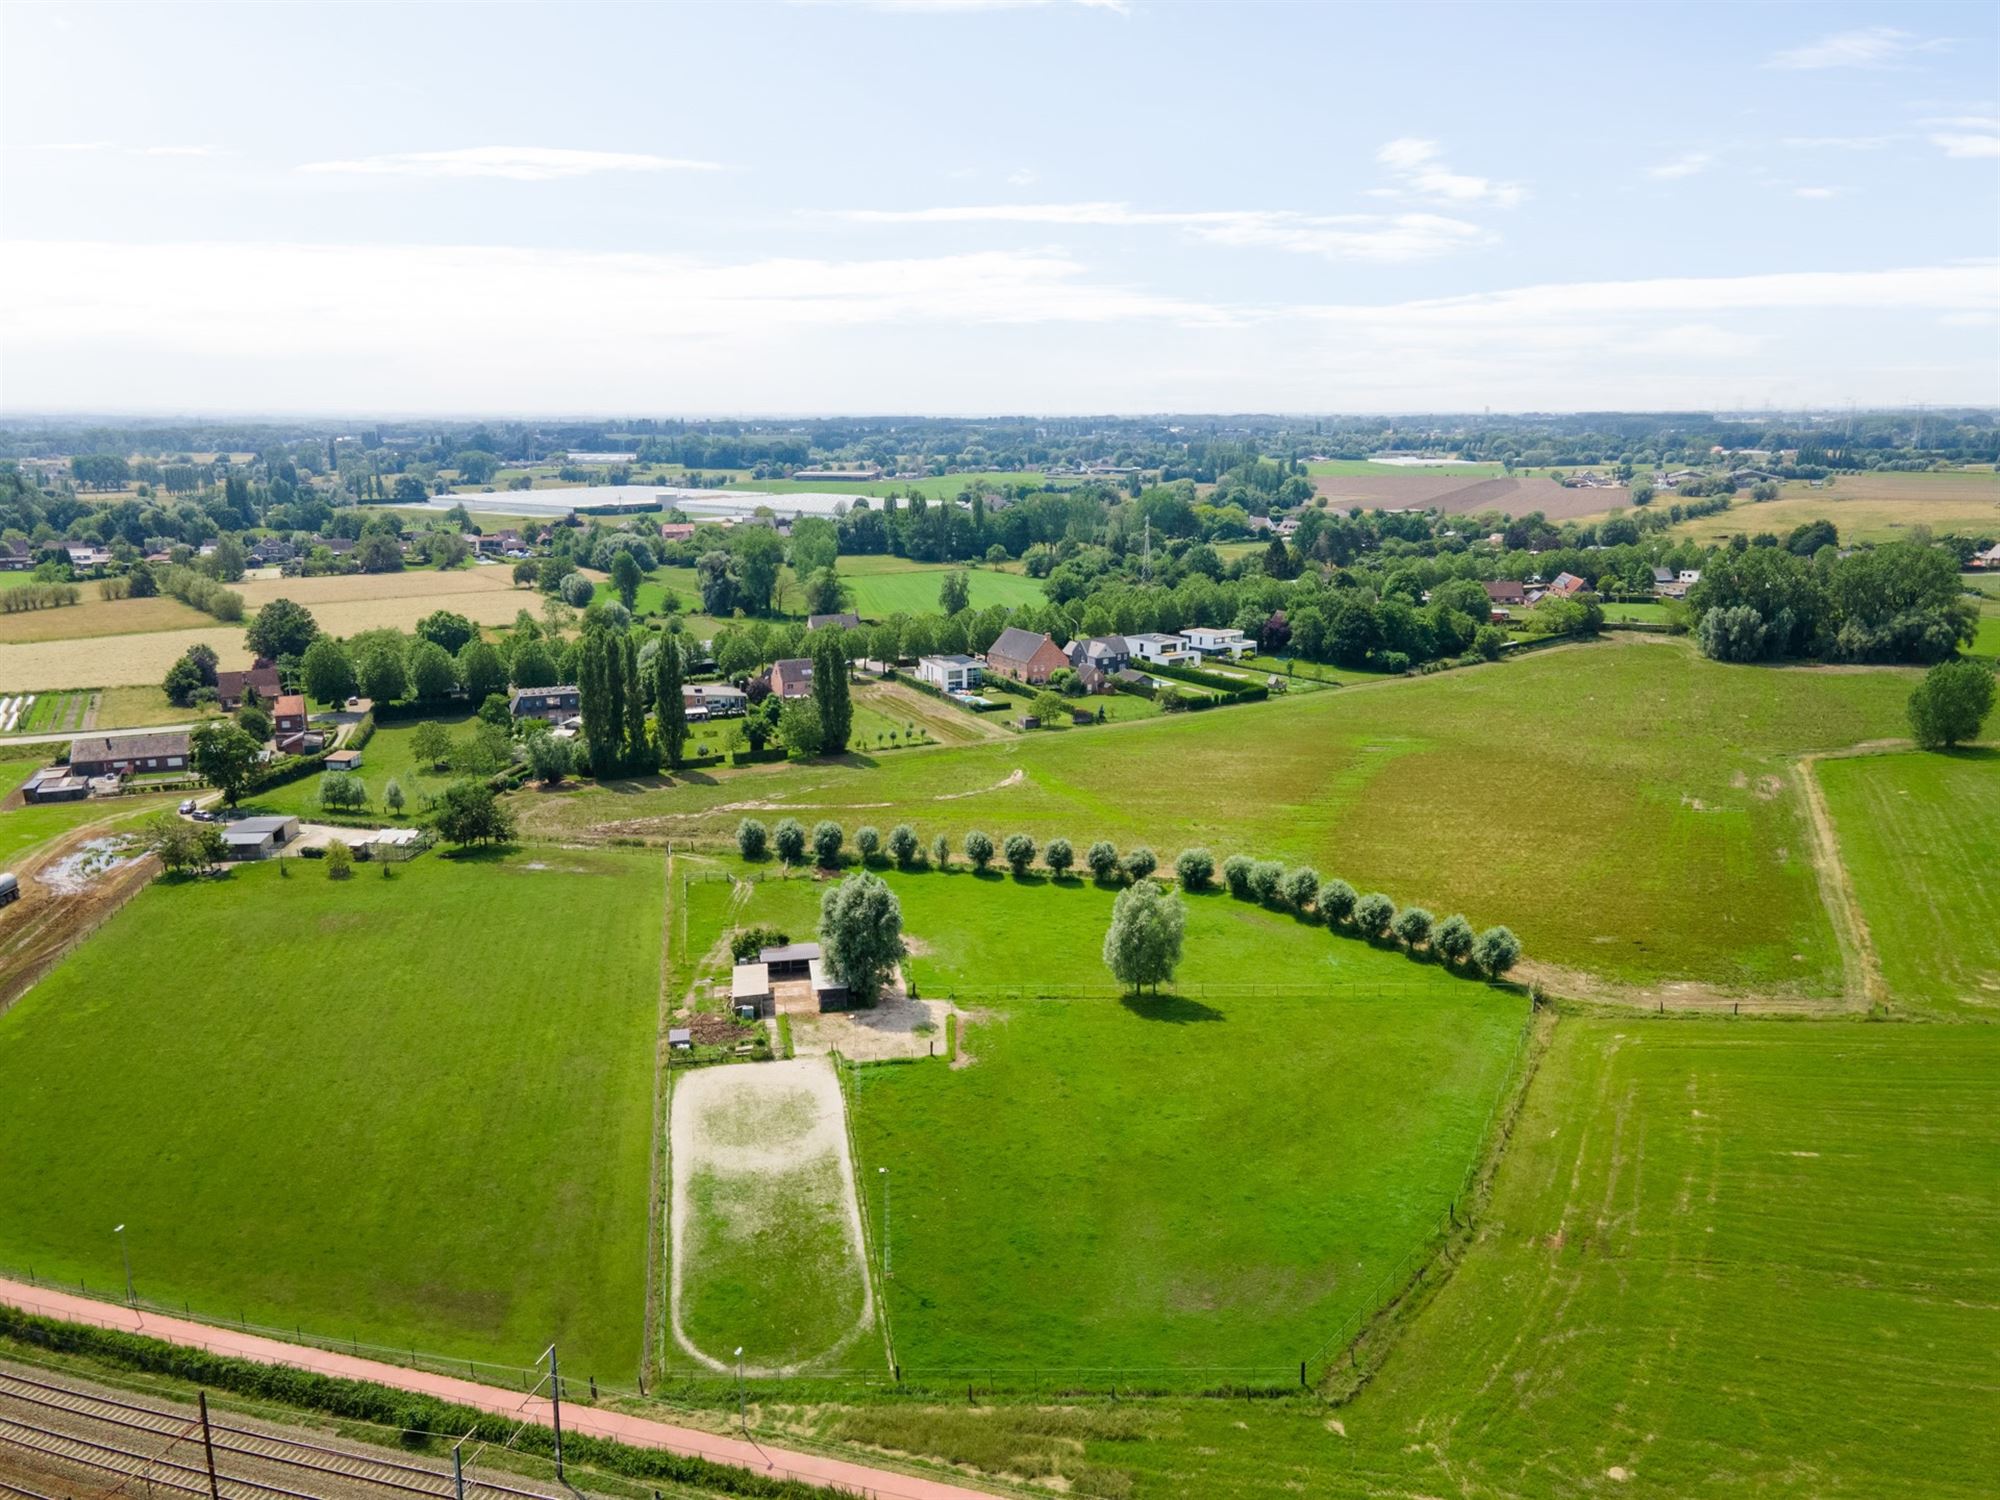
[
  {"x1": 524, "y1": 641, "x2": 1915, "y2": 995},
  {"x1": 1671, "y1": 470, "x2": 2000, "y2": 546},
  {"x1": 0, "y1": 849, "x2": 664, "y2": 1378},
  {"x1": 812, "y1": 1018, "x2": 2000, "y2": 1498},
  {"x1": 679, "y1": 864, "x2": 1528, "y2": 1375},
  {"x1": 1817, "y1": 748, "x2": 2000, "y2": 1018},
  {"x1": 240, "y1": 713, "x2": 475, "y2": 822},
  {"x1": 611, "y1": 554, "x2": 1043, "y2": 623}
]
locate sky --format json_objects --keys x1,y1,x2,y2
[{"x1": 0, "y1": 0, "x2": 1996, "y2": 417}]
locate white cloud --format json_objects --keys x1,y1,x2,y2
[
  {"x1": 35, "y1": 141, "x2": 117, "y2": 152},
  {"x1": 296, "y1": 146, "x2": 721, "y2": 180},
  {"x1": 1923, "y1": 116, "x2": 2000, "y2": 157},
  {"x1": 1793, "y1": 186, "x2": 1845, "y2": 199},
  {"x1": 820, "y1": 201, "x2": 1490, "y2": 261},
  {"x1": 1647, "y1": 151, "x2": 1713, "y2": 180},
  {"x1": 138, "y1": 145, "x2": 226, "y2": 158},
  {"x1": 1006, "y1": 167, "x2": 1039, "y2": 186},
  {"x1": 1373, "y1": 138, "x2": 1524, "y2": 208},
  {"x1": 1765, "y1": 26, "x2": 1947, "y2": 71}
]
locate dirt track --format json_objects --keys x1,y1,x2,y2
[{"x1": 0, "y1": 817, "x2": 163, "y2": 1018}]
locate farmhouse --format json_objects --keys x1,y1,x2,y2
[
  {"x1": 1970, "y1": 542, "x2": 2000, "y2": 569},
  {"x1": 658, "y1": 522, "x2": 697, "y2": 544},
  {"x1": 985, "y1": 627, "x2": 1067, "y2": 684},
  {"x1": 1180, "y1": 626, "x2": 1252, "y2": 660},
  {"x1": 67, "y1": 730, "x2": 189, "y2": 779},
  {"x1": 215, "y1": 662, "x2": 282, "y2": 710},
  {"x1": 917, "y1": 654, "x2": 983, "y2": 693},
  {"x1": 769, "y1": 658, "x2": 814, "y2": 698},
  {"x1": 808, "y1": 611, "x2": 861, "y2": 631},
  {"x1": 220, "y1": 815, "x2": 300, "y2": 861},
  {"x1": 1127, "y1": 632, "x2": 1196, "y2": 666},
  {"x1": 0, "y1": 540, "x2": 31, "y2": 571},
  {"x1": 510, "y1": 685, "x2": 582, "y2": 722},
  {"x1": 63, "y1": 542, "x2": 112, "y2": 570},
  {"x1": 1065, "y1": 635, "x2": 1131, "y2": 674}
]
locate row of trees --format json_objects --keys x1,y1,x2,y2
[{"x1": 1688, "y1": 542, "x2": 1977, "y2": 665}]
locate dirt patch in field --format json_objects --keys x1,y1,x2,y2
[
  {"x1": 936, "y1": 767, "x2": 1026, "y2": 800},
  {"x1": 1312, "y1": 472, "x2": 1626, "y2": 521}
]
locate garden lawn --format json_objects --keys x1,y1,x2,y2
[
  {"x1": 687, "y1": 865, "x2": 1529, "y2": 1376},
  {"x1": 522, "y1": 640, "x2": 1916, "y2": 994},
  {"x1": 834, "y1": 556, "x2": 1045, "y2": 618},
  {"x1": 240, "y1": 713, "x2": 476, "y2": 822},
  {"x1": 812, "y1": 1018, "x2": 2000, "y2": 1499},
  {"x1": 0, "y1": 848, "x2": 665, "y2": 1379},
  {"x1": 1816, "y1": 748, "x2": 2000, "y2": 1017}
]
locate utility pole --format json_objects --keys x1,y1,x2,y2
[
  {"x1": 197, "y1": 1392, "x2": 221, "y2": 1500},
  {"x1": 545, "y1": 1345, "x2": 564, "y2": 1482},
  {"x1": 734, "y1": 1347, "x2": 745, "y2": 1435},
  {"x1": 452, "y1": 1444, "x2": 466, "y2": 1500}
]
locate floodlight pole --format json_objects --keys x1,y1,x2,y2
[
  {"x1": 734, "y1": 1347, "x2": 745, "y2": 1434},
  {"x1": 114, "y1": 1224, "x2": 133, "y2": 1307},
  {"x1": 545, "y1": 1345, "x2": 564, "y2": 1482}
]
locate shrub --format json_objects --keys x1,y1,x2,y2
[
  {"x1": 1354, "y1": 892, "x2": 1395, "y2": 939},
  {"x1": 324, "y1": 842, "x2": 353, "y2": 880},
  {"x1": 888, "y1": 823, "x2": 919, "y2": 868},
  {"x1": 1175, "y1": 847, "x2": 1215, "y2": 891},
  {"x1": 1281, "y1": 865, "x2": 1320, "y2": 912},
  {"x1": 1317, "y1": 877, "x2": 1358, "y2": 923},
  {"x1": 1433, "y1": 913, "x2": 1476, "y2": 966},
  {"x1": 1003, "y1": 832, "x2": 1036, "y2": 876},
  {"x1": 737, "y1": 817, "x2": 768, "y2": 860},
  {"x1": 964, "y1": 829, "x2": 995, "y2": 871},
  {"x1": 1248, "y1": 859, "x2": 1284, "y2": 905},
  {"x1": 1122, "y1": 846, "x2": 1158, "y2": 881},
  {"x1": 1085, "y1": 840, "x2": 1120, "y2": 882},
  {"x1": 1044, "y1": 837, "x2": 1074, "y2": 876},
  {"x1": 856, "y1": 825, "x2": 881, "y2": 863},
  {"x1": 931, "y1": 832, "x2": 952, "y2": 869},
  {"x1": 773, "y1": 817, "x2": 807, "y2": 865},
  {"x1": 1475, "y1": 925, "x2": 1522, "y2": 977},
  {"x1": 811, "y1": 820, "x2": 844, "y2": 868},
  {"x1": 1393, "y1": 906, "x2": 1435, "y2": 950},
  {"x1": 730, "y1": 925, "x2": 789, "y2": 963},
  {"x1": 1221, "y1": 854, "x2": 1256, "y2": 898}
]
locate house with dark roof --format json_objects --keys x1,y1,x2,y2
[
  {"x1": 1482, "y1": 579, "x2": 1527, "y2": 606},
  {"x1": 808, "y1": 611, "x2": 861, "y2": 631},
  {"x1": 215, "y1": 661, "x2": 282, "y2": 710},
  {"x1": 1065, "y1": 635, "x2": 1130, "y2": 674},
  {"x1": 769, "y1": 658, "x2": 815, "y2": 698},
  {"x1": 985, "y1": 627, "x2": 1067, "y2": 684},
  {"x1": 510, "y1": 685, "x2": 581, "y2": 722},
  {"x1": 67, "y1": 731, "x2": 190, "y2": 779}
]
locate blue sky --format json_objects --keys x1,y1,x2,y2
[{"x1": 1, "y1": 0, "x2": 1995, "y2": 415}]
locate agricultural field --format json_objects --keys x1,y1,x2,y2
[
  {"x1": 522, "y1": 640, "x2": 1916, "y2": 997},
  {"x1": 1670, "y1": 470, "x2": 2000, "y2": 546},
  {"x1": 1307, "y1": 458, "x2": 1510, "y2": 477},
  {"x1": 0, "y1": 849, "x2": 665, "y2": 1379},
  {"x1": 1310, "y1": 472, "x2": 1625, "y2": 521},
  {"x1": 0, "y1": 592, "x2": 211, "y2": 643},
  {"x1": 805, "y1": 1018, "x2": 2000, "y2": 1499},
  {"x1": 235, "y1": 568, "x2": 535, "y2": 635},
  {"x1": 610, "y1": 555, "x2": 1043, "y2": 623},
  {"x1": 1817, "y1": 749, "x2": 2000, "y2": 1018},
  {"x1": 0, "y1": 626, "x2": 255, "y2": 690},
  {"x1": 670, "y1": 863, "x2": 1529, "y2": 1376}
]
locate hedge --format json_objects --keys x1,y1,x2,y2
[
  {"x1": 0, "y1": 1308, "x2": 837, "y2": 1499},
  {"x1": 1141, "y1": 659, "x2": 1270, "y2": 702}
]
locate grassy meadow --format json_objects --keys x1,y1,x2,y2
[
  {"x1": 525, "y1": 640, "x2": 1917, "y2": 996},
  {"x1": 240, "y1": 712, "x2": 477, "y2": 822},
  {"x1": 1670, "y1": 470, "x2": 2000, "y2": 546},
  {"x1": 0, "y1": 848, "x2": 665, "y2": 1378},
  {"x1": 1817, "y1": 748, "x2": 2000, "y2": 1018},
  {"x1": 604, "y1": 554, "x2": 1043, "y2": 624},
  {"x1": 811, "y1": 1018, "x2": 2000, "y2": 1499},
  {"x1": 678, "y1": 864, "x2": 1529, "y2": 1375}
]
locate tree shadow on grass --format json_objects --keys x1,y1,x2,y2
[{"x1": 1119, "y1": 992, "x2": 1225, "y2": 1024}]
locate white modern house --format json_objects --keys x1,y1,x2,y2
[
  {"x1": 917, "y1": 654, "x2": 983, "y2": 693},
  {"x1": 1179, "y1": 626, "x2": 1253, "y2": 659},
  {"x1": 1127, "y1": 632, "x2": 1196, "y2": 666}
]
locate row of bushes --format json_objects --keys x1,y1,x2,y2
[
  {"x1": 0, "y1": 582, "x2": 80, "y2": 612},
  {"x1": 0, "y1": 1309, "x2": 832, "y2": 1499},
  {"x1": 157, "y1": 562, "x2": 245, "y2": 622},
  {"x1": 1142, "y1": 658, "x2": 1271, "y2": 702},
  {"x1": 731, "y1": 820, "x2": 1522, "y2": 980}
]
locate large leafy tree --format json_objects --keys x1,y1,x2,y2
[
  {"x1": 457, "y1": 639, "x2": 506, "y2": 703},
  {"x1": 732, "y1": 525, "x2": 785, "y2": 614},
  {"x1": 190, "y1": 720, "x2": 261, "y2": 805},
  {"x1": 245, "y1": 598, "x2": 319, "y2": 660},
  {"x1": 1907, "y1": 660, "x2": 1996, "y2": 749},
  {"x1": 1102, "y1": 880, "x2": 1186, "y2": 995},
  {"x1": 818, "y1": 872, "x2": 906, "y2": 1006},
  {"x1": 408, "y1": 640, "x2": 458, "y2": 702},
  {"x1": 300, "y1": 637, "x2": 357, "y2": 707},
  {"x1": 435, "y1": 779, "x2": 517, "y2": 849}
]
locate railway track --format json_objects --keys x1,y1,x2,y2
[{"x1": 0, "y1": 1369, "x2": 559, "y2": 1500}]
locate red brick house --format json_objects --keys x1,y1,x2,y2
[
  {"x1": 216, "y1": 660, "x2": 282, "y2": 710},
  {"x1": 986, "y1": 627, "x2": 1068, "y2": 684},
  {"x1": 769, "y1": 658, "x2": 814, "y2": 698},
  {"x1": 273, "y1": 693, "x2": 310, "y2": 753},
  {"x1": 1548, "y1": 571, "x2": 1588, "y2": 598}
]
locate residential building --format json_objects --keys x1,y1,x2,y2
[
  {"x1": 683, "y1": 682, "x2": 748, "y2": 718},
  {"x1": 1971, "y1": 543, "x2": 2000, "y2": 570},
  {"x1": 1547, "y1": 572, "x2": 1589, "y2": 598},
  {"x1": 917, "y1": 654, "x2": 983, "y2": 693},
  {"x1": 769, "y1": 658, "x2": 815, "y2": 698},
  {"x1": 215, "y1": 661, "x2": 282, "y2": 710},
  {"x1": 985, "y1": 626, "x2": 1067, "y2": 684},
  {"x1": 1179, "y1": 626, "x2": 1252, "y2": 660},
  {"x1": 1127, "y1": 632, "x2": 1196, "y2": 666},
  {"x1": 272, "y1": 694, "x2": 309, "y2": 753},
  {"x1": 1482, "y1": 580, "x2": 1527, "y2": 606},
  {"x1": 63, "y1": 542, "x2": 112, "y2": 570},
  {"x1": 1065, "y1": 635, "x2": 1130, "y2": 674},
  {"x1": 808, "y1": 611, "x2": 861, "y2": 631},
  {"x1": 0, "y1": 540, "x2": 32, "y2": 571},
  {"x1": 67, "y1": 730, "x2": 190, "y2": 779},
  {"x1": 509, "y1": 685, "x2": 582, "y2": 722},
  {"x1": 658, "y1": 522, "x2": 697, "y2": 544}
]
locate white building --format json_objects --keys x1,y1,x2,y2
[
  {"x1": 1178, "y1": 626, "x2": 1253, "y2": 660},
  {"x1": 917, "y1": 654, "x2": 983, "y2": 693},
  {"x1": 1127, "y1": 632, "x2": 1196, "y2": 666}
]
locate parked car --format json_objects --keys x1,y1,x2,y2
[{"x1": 179, "y1": 798, "x2": 197, "y2": 814}]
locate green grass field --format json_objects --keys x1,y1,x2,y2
[
  {"x1": 814, "y1": 1017, "x2": 2000, "y2": 1498},
  {"x1": 676, "y1": 865, "x2": 1528, "y2": 1375},
  {"x1": 525, "y1": 641, "x2": 1916, "y2": 995},
  {"x1": 1817, "y1": 749, "x2": 2000, "y2": 1017},
  {"x1": 241, "y1": 714, "x2": 475, "y2": 822},
  {"x1": 601, "y1": 555, "x2": 1043, "y2": 624},
  {"x1": 0, "y1": 848, "x2": 665, "y2": 1378}
]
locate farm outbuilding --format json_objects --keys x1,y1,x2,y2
[
  {"x1": 731, "y1": 961, "x2": 775, "y2": 1019},
  {"x1": 221, "y1": 815, "x2": 300, "y2": 860},
  {"x1": 758, "y1": 941, "x2": 821, "y2": 979},
  {"x1": 324, "y1": 749, "x2": 363, "y2": 772},
  {"x1": 808, "y1": 957, "x2": 851, "y2": 1012}
]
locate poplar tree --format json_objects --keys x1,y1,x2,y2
[
  {"x1": 654, "y1": 631, "x2": 689, "y2": 769},
  {"x1": 810, "y1": 628, "x2": 851, "y2": 754},
  {"x1": 622, "y1": 632, "x2": 654, "y2": 771}
]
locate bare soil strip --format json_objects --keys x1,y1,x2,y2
[{"x1": 1794, "y1": 750, "x2": 1888, "y2": 1008}]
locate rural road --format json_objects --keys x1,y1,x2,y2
[{"x1": 0, "y1": 1280, "x2": 1002, "y2": 1500}]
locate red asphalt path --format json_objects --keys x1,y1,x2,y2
[{"x1": 0, "y1": 1279, "x2": 1000, "y2": 1500}]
